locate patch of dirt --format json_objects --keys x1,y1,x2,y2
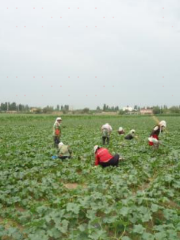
[
  {"x1": 64, "y1": 183, "x2": 87, "y2": 189},
  {"x1": 0, "y1": 217, "x2": 24, "y2": 231},
  {"x1": 15, "y1": 207, "x2": 26, "y2": 212},
  {"x1": 64, "y1": 183, "x2": 79, "y2": 189},
  {"x1": 163, "y1": 200, "x2": 180, "y2": 210}
]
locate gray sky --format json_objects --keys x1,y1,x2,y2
[{"x1": 1, "y1": 0, "x2": 180, "y2": 109}]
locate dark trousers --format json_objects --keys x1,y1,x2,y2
[
  {"x1": 58, "y1": 156, "x2": 71, "y2": 160},
  {"x1": 54, "y1": 136, "x2": 60, "y2": 148},
  {"x1": 102, "y1": 136, "x2": 110, "y2": 145},
  {"x1": 100, "y1": 154, "x2": 119, "y2": 168}
]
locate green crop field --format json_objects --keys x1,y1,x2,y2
[{"x1": 0, "y1": 114, "x2": 180, "y2": 240}]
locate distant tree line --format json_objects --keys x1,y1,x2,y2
[
  {"x1": 0, "y1": 102, "x2": 29, "y2": 112},
  {"x1": 101, "y1": 104, "x2": 119, "y2": 112},
  {"x1": 151, "y1": 105, "x2": 180, "y2": 114},
  {"x1": 0, "y1": 102, "x2": 71, "y2": 114},
  {"x1": 1, "y1": 102, "x2": 180, "y2": 114}
]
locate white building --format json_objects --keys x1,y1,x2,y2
[{"x1": 122, "y1": 106, "x2": 133, "y2": 112}]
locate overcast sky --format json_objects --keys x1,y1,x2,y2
[{"x1": 1, "y1": 0, "x2": 180, "y2": 109}]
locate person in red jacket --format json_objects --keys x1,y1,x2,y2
[
  {"x1": 94, "y1": 145, "x2": 121, "y2": 167},
  {"x1": 148, "y1": 120, "x2": 167, "y2": 148},
  {"x1": 118, "y1": 127, "x2": 125, "y2": 135}
]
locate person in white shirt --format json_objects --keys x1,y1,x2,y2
[{"x1": 101, "y1": 123, "x2": 112, "y2": 145}]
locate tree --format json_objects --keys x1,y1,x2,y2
[
  {"x1": 119, "y1": 109, "x2": 124, "y2": 115},
  {"x1": 34, "y1": 108, "x2": 42, "y2": 114},
  {"x1": 19, "y1": 104, "x2": 24, "y2": 111},
  {"x1": 43, "y1": 106, "x2": 53, "y2": 113},
  {"x1": 64, "y1": 105, "x2": 69, "y2": 111},
  {"x1": 56, "y1": 105, "x2": 60, "y2": 111},
  {"x1": 9, "y1": 102, "x2": 16, "y2": 111},
  {"x1": 103, "y1": 104, "x2": 107, "y2": 111},
  {"x1": 169, "y1": 106, "x2": 180, "y2": 114},
  {"x1": 1, "y1": 103, "x2": 6, "y2": 111},
  {"x1": 153, "y1": 106, "x2": 161, "y2": 114},
  {"x1": 111, "y1": 106, "x2": 115, "y2": 112},
  {"x1": 82, "y1": 108, "x2": 90, "y2": 114},
  {"x1": 24, "y1": 105, "x2": 29, "y2": 112}
]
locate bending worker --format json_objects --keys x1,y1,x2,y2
[
  {"x1": 125, "y1": 129, "x2": 136, "y2": 140},
  {"x1": 118, "y1": 127, "x2": 125, "y2": 135},
  {"x1": 148, "y1": 120, "x2": 167, "y2": 148},
  {"x1": 101, "y1": 123, "x2": 112, "y2": 145}
]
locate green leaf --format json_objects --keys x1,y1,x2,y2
[
  {"x1": 56, "y1": 219, "x2": 69, "y2": 234},
  {"x1": 141, "y1": 212, "x2": 152, "y2": 222},
  {"x1": 154, "y1": 231, "x2": 167, "y2": 240},
  {"x1": 151, "y1": 204, "x2": 159, "y2": 213},
  {"x1": 142, "y1": 232, "x2": 155, "y2": 240},
  {"x1": 89, "y1": 229, "x2": 107, "y2": 240},
  {"x1": 66, "y1": 203, "x2": 80, "y2": 214},
  {"x1": 122, "y1": 237, "x2": 131, "y2": 240},
  {"x1": 78, "y1": 224, "x2": 87, "y2": 232},
  {"x1": 133, "y1": 224, "x2": 145, "y2": 234},
  {"x1": 120, "y1": 207, "x2": 130, "y2": 216}
]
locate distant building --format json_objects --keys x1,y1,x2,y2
[
  {"x1": 140, "y1": 108, "x2": 153, "y2": 115},
  {"x1": 6, "y1": 111, "x2": 17, "y2": 114},
  {"x1": 30, "y1": 108, "x2": 38, "y2": 113},
  {"x1": 122, "y1": 106, "x2": 133, "y2": 112}
]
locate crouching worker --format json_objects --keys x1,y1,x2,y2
[
  {"x1": 58, "y1": 142, "x2": 72, "y2": 159},
  {"x1": 118, "y1": 127, "x2": 125, "y2": 135},
  {"x1": 148, "y1": 120, "x2": 166, "y2": 149},
  {"x1": 94, "y1": 145, "x2": 122, "y2": 168},
  {"x1": 125, "y1": 129, "x2": 136, "y2": 140}
]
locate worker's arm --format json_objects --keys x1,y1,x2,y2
[
  {"x1": 68, "y1": 147, "x2": 72, "y2": 155},
  {"x1": 55, "y1": 124, "x2": 61, "y2": 136},
  {"x1": 95, "y1": 155, "x2": 99, "y2": 166}
]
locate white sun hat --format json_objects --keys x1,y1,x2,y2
[
  {"x1": 159, "y1": 120, "x2": 166, "y2": 128},
  {"x1": 94, "y1": 145, "x2": 99, "y2": 153},
  {"x1": 57, "y1": 117, "x2": 62, "y2": 121},
  {"x1": 58, "y1": 142, "x2": 64, "y2": 148},
  {"x1": 130, "y1": 129, "x2": 135, "y2": 134},
  {"x1": 119, "y1": 127, "x2": 123, "y2": 131}
]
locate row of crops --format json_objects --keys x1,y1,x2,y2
[{"x1": 0, "y1": 114, "x2": 180, "y2": 239}]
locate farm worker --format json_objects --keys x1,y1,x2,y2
[
  {"x1": 124, "y1": 129, "x2": 136, "y2": 140},
  {"x1": 101, "y1": 123, "x2": 112, "y2": 145},
  {"x1": 58, "y1": 142, "x2": 72, "y2": 159},
  {"x1": 118, "y1": 127, "x2": 125, "y2": 135},
  {"x1": 94, "y1": 145, "x2": 122, "y2": 167},
  {"x1": 53, "y1": 117, "x2": 62, "y2": 148},
  {"x1": 148, "y1": 120, "x2": 166, "y2": 148}
]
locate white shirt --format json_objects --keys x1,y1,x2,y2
[{"x1": 101, "y1": 124, "x2": 112, "y2": 132}]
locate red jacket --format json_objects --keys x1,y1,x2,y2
[
  {"x1": 149, "y1": 134, "x2": 159, "y2": 146},
  {"x1": 95, "y1": 148, "x2": 113, "y2": 166}
]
